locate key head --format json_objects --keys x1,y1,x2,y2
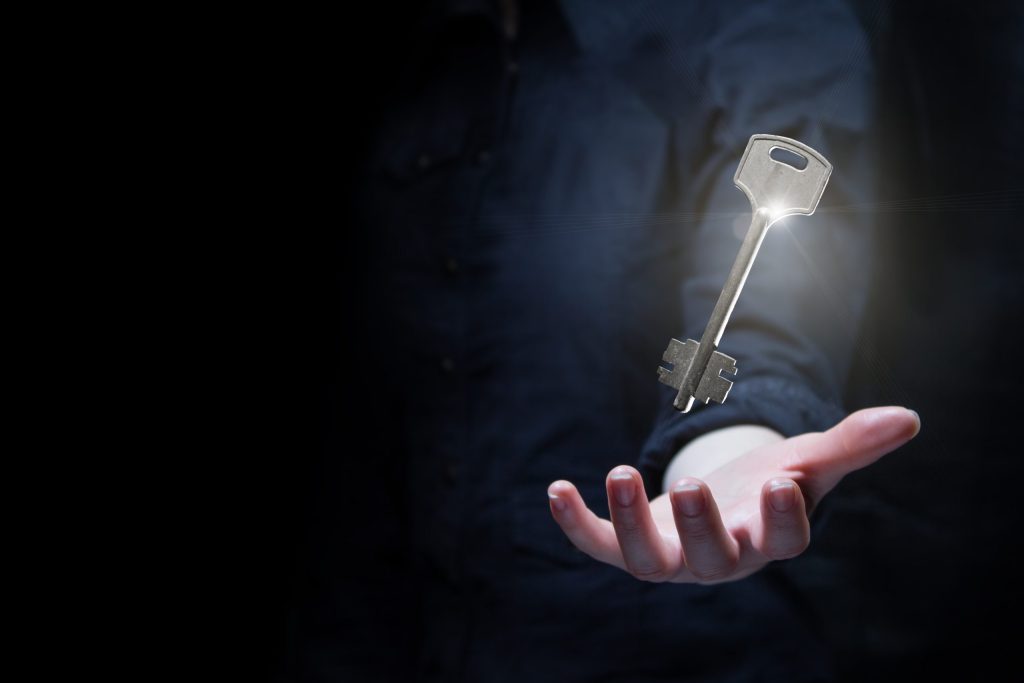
[{"x1": 734, "y1": 134, "x2": 832, "y2": 225}]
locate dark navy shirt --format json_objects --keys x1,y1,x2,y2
[{"x1": 304, "y1": 1, "x2": 876, "y2": 681}]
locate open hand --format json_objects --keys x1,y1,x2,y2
[{"x1": 547, "y1": 407, "x2": 920, "y2": 583}]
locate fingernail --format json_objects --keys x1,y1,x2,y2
[
  {"x1": 610, "y1": 469, "x2": 636, "y2": 507},
  {"x1": 769, "y1": 481, "x2": 796, "y2": 513},
  {"x1": 673, "y1": 482, "x2": 705, "y2": 517},
  {"x1": 548, "y1": 492, "x2": 567, "y2": 512},
  {"x1": 908, "y1": 409, "x2": 921, "y2": 434}
]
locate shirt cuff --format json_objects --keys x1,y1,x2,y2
[{"x1": 638, "y1": 376, "x2": 845, "y2": 493}]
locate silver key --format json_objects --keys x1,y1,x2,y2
[{"x1": 658, "y1": 134, "x2": 833, "y2": 412}]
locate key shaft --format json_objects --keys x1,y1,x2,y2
[{"x1": 675, "y1": 207, "x2": 771, "y2": 410}]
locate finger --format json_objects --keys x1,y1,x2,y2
[
  {"x1": 785, "y1": 406, "x2": 921, "y2": 496},
  {"x1": 669, "y1": 478, "x2": 739, "y2": 582},
  {"x1": 753, "y1": 478, "x2": 810, "y2": 561},
  {"x1": 547, "y1": 480, "x2": 626, "y2": 571},
  {"x1": 795, "y1": 406, "x2": 921, "y2": 472},
  {"x1": 606, "y1": 466, "x2": 677, "y2": 581}
]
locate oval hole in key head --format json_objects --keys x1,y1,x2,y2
[{"x1": 769, "y1": 146, "x2": 809, "y2": 171}]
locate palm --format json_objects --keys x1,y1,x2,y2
[
  {"x1": 548, "y1": 407, "x2": 920, "y2": 584},
  {"x1": 646, "y1": 439, "x2": 815, "y2": 581}
]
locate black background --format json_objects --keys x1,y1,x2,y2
[{"x1": 242, "y1": 2, "x2": 1024, "y2": 680}]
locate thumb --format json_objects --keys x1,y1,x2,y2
[{"x1": 789, "y1": 406, "x2": 921, "y2": 498}]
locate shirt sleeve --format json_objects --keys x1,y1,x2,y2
[{"x1": 638, "y1": 0, "x2": 877, "y2": 491}]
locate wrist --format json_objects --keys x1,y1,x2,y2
[{"x1": 661, "y1": 425, "x2": 784, "y2": 493}]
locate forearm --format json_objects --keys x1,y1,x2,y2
[{"x1": 661, "y1": 425, "x2": 784, "y2": 494}]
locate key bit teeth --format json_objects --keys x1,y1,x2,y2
[
  {"x1": 693, "y1": 350, "x2": 737, "y2": 405},
  {"x1": 699, "y1": 377, "x2": 733, "y2": 405},
  {"x1": 659, "y1": 337, "x2": 699, "y2": 392},
  {"x1": 661, "y1": 337, "x2": 690, "y2": 365}
]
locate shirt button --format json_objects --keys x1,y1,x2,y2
[
  {"x1": 417, "y1": 153, "x2": 432, "y2": 170},
  {"x1": 444, "y1": 256, "x2": 459, "y2": 274},
  {"x1": 441, "y1": 357, "x2": 456, "y2": 373},
  {"x1": 507, "y1": 61, "x2": 519, "y2": 76},
  {"x1": 444, "y1": 460, "x2": 460, "y2": 484},
  {"x1": 476, "y1": 150, "x2": 492, "y2": 165}
]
